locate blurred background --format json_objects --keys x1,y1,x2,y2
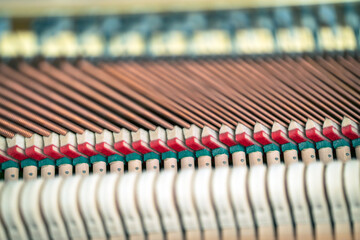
[{"x1": 0, "y1": 0, "x2": 359, "y2": 58}]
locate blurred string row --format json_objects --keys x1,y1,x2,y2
[{"x1": 0, "y1": 3, "x2": 360, "y2": 58}]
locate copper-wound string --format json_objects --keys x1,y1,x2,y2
[
  {"x1": 0, "y1": 117, "x2": 33, "y2": 138},
  {"x1": 78, "y1": 61, "x2": 176, "y2": 129},
  {"x1": 153, "y1": 61, "x2": 255, "y2": 128},
  {"x1": 139, "y1": 61, "x2": 232, "y2": 128},
  {"x1": 39, "y1": 62, "x2": 145, "y2": 131},
  {"x1": 103, "y1": 63, "x2": 208, "y2": 128},
  {"x1": 0, "y1": 97, "x2": 68, "y2": 135},
  {"x1": 0, "y1": 55, "x2": 358, "y2": 138},
  {"x1": 0, "y1": 86, "x2": 84, "y2": 134},
  {"x1": 0, "y1": 126, "x2": 15, "y2": 138},
  {"x1": 0, "y1": 71, "x2": 104, "y2": 133},
  {"x1": 18, "y1": 63, "x2": 125, "y2": 132}
]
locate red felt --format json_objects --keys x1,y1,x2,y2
[
  {"x1": 78, "y1": 142, "x2": 99, "y2": 157},
  {"x1": 219, "y1": 132, "x2": 237, "y2": 146},
  {"x1": 60, "y1": 144, "x2": 84, "y2": 158},
  {"x1": 253, "y1": 131, "x2": 272, "y2": 145},
  {"x1": 43, "y1": 145, "x2": 64, "y2": 159},
  {"x1": 202, "y1": 135, "x2": 222, "y2": 149},
  {"x1": 0, "y1": 150, "x2": 12, "y2": 163},
  {"x1": 323, "y1": 126, "x2": 341, "y2": 141},
  {"x1": 272, "y1": 130, "x2": 289, "y2": 145},
  {"x1": 25, "y1": 146, "x2": 47, "y2": 161},
  {"x1": 132, "y1": 140, "x2": 153, "y2": 154},
  {"x1": 236, "y1": 133, "x2": 255, "y2": 147},
  {"x1": 185, "y1": 136, "x2": 205, "y2": 151},
  {"x1": 114, "y1": 141, "x2": 136, "y2": 155},
  {"x1": 306, "y1": 128, "x2": 325, "y2": 142},
  {"x1": 167, "y1": 138, "x2": 188, "y2": 152},
  {"x1": 150, "y1": 139, "x2": 171, "y2": 153},
  {"x1": 7, "y1": 145, "x2": 27, "y2": 160},
  {"x1": 95, "y1": 142, "x2": 118, "y2": 156},
  {"x1": 342, "y1": 125, "x2": 360, "y2": 140},
  {"x1": 289, "y1": 129, "x2": 307, "y2": 143}
]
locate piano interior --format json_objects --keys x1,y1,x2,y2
[{"x1": 0, "y1": 0, "x2": 359, "y2": 239}]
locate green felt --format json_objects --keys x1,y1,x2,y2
[
  {"x1": 298, "y1": 141, "x2": 315, "y2": 151},
  {"x1": 126, "y1": 153, "x2": 142, "y2": 162},
  {"x1": 352, "y1": 138, "x2": 360, "y2": 147},
  {"x1": 178, "y1": 150, "x2": 194, "y2": 159},
  {"x1": 212, "y1": 147, "x2": 229, "y2": 157},
  {"x1": 315, "y1": 140, "x2": 332, "y2": 150},
  {"x1": 1, "y1": 160, "x2": 19, "y2": 170},
  {"x1": 281, "y1": 142, "x2": 298, "y2": 152},
  {"x1": 196, "y1": 149, "x2": 211, "y2": 158},
  {"x1": 162, "y1": 151, "x2": 177, "y2": 160},
  {"x1": 73, "y1": 156, "x2": 90, "y2": 166},
  {"x1": 56, "y1": 157, "x2": 72, "y2": 166},
  {"x1": 263, "y1": 143, "x2": 280, "y2": 153},
  {"x1": 229, "y1": 144, "x2": 245, "y2": 154},
  {"x1": 144, "y1": 152, "x2": 160, "y2": 162},
  {"x1": 246, "y1": 145, "x2": 263, "y2": 154},
  {"x1": 20, "y1": 159, "x2": 38, "y2": 168},
  {"x1": 90, "y1": 154, "x2": 107, "y2": 164},
  {"x1": 38, "y1": 158, "x2": 55, "y2": 167},
  {"x1": 333, "y1": 139, "x2": 350, "y2": 149},
  {"x1": 108, "y1": 154, "x2": 124, "y2": 163}
]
